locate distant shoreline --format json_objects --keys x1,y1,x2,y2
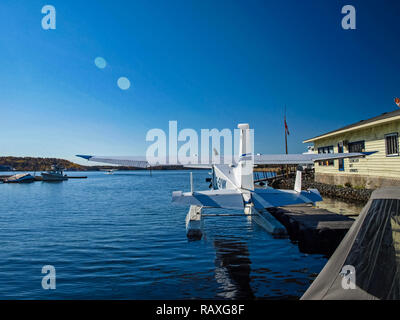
[{"x1": 0, "y1": 156, "x2": 197, "y2": 172}]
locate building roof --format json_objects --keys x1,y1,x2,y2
[{"x1": 303, "y1": 109, "x2": 400, "y2": 143}]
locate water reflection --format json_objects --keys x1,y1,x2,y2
[
  {"x1": 213, "y1": 237, "x2": 254, "y2": 299},
  {"x1": 316, "y1": 196, "x2": 365, "y2": 216}
]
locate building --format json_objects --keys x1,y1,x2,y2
[{"x1": 303, "y1": 109, "x2": 400, "y2": 189}]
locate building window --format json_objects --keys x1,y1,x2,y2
[
  {"x1": 318, "y1": 145, "x2": 334, "y2": 166},
  {"x1": 348, "y1": 140, "x2": 365, "y2": 153},
  {"x1": 385, "y1": 133, "x2": 399, "y2": 156}
]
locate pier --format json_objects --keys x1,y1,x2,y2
[{"x1": 268, "y1": 204, "x2": 355, "y2": 256}]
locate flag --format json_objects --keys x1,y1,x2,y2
[
  {"x1": 284, "y1": 116, "x2": 290, "y2": 135},
  {"x1": 395, "y1": 97, "x2": 400, "y2": 108}
]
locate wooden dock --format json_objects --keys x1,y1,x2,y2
[
  {"x1": 268, "y1": 204, "x2": 355, "y2": 256},
  {"x1": 33, "y1": 176, "x2": 87, "y2": 181}
]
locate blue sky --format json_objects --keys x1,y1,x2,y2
[{"x1": 0, "y1": 0, "x2": 399, "y2": 164}]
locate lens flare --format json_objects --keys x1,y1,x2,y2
[
  {"x1": 117, "y1": 77, "x2": 131, "y2": 90},
  {"x1": 94, "y1": 57, "x2": 107, "y2": 69}
]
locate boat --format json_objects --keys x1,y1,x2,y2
[
  {"x1": 3, "y1": 173, "x2": 36, "y2": 183},
  {"x1": 41, "y1": 165, "x2": 68, "y2": 181},
  {"x1": 101, "y1": 169, "x2": 117, "y2": 174}
]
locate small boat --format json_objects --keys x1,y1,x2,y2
[
  {"x1": 4, "y1": 173, "x2": 36, "y2": 183},
  {"x1": 101, "y1": 169, "x2": 117, "y2": 175},
  {"x1": 41, "y1": 165, "x2": 68, "y2": 181}
]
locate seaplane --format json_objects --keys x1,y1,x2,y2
[{"x1": 77, "y1": 124, "x2": 373, "y2": 239}]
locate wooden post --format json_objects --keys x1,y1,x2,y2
[{"x1": 190, "y1": 172, "x2": 193, "y2": 193}]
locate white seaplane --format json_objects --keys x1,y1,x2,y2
[{"x1": 77, "y1": 124, "x2": 373, "y2": 239}]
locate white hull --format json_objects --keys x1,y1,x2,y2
[{"x1": 4, "y1": 173, "x2": 35, "y2": 183}]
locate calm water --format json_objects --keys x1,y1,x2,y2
[
  {"x1": 0, "y1": 170, "x2": 327, "y2": 300},
  {"x1": 315, "y1": 196, "x2": 364, "y2": 216}
]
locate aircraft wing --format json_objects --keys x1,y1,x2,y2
[
  {"x1": 172, "y1": 189, "x2": 244, "y2": 209},
  {"x1": 76, "y1": 155, "x2": 233, "y2": 168},
  {"x1": 76, "y1": 155, "x2": 150, "y2": 168},
  {"x1": 183, "y1": 164, "x2": 213, "y2": 169},
  {"x1": 251, "y1": 188, "x2": 323, "y2": 209},
  {"x1": 77, "y1": 152, "x2": 375, "y2": 167},
  {"x1": 253, "y1": 152, "x2": 374, "y2": 165},
  {"x1": 172, "y1": 187, "x2": 322, "y2": 210}
]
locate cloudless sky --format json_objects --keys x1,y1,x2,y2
[{"x1": 0, "y1": 0, "x2": 399, "y2": 164}]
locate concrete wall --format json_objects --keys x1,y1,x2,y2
[
  {"x1": 315, "y1": 172, "x2": 400, "y2": 189},
  {"x1": 311, "y1": 119, "x2": 400, "y2": 189}
]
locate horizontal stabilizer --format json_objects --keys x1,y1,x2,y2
[
  {"x1": 251, "y1": 188, "x2": 322, "y2": 209},
  {"x1": 172, "y1": 189, "x2": 244, "y2": 209}
]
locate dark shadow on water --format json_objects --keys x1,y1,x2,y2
[{"x1": 213, "y1": 237, "x2": 255, "y2": 299}]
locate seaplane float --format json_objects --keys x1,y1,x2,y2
[{"x1": 77, "y1": 124, "x2": 373, "y2": 239}]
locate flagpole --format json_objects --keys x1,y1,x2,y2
[
  {"x1": 285, "y1": 122, "x2": 288, "y2": 155},
  {"x1": 284, "y1": 106, "x2": 288, "y2": 177},
  {"x1": 284, "y1": 105, "x2": 288, "y2": 154}
]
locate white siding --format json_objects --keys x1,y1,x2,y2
[{"x1": 313, "y1": 119, "x2": 400, "y2": 179}]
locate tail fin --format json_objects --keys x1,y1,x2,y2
[
  {"x1": 233, "y1": 123, "x2": 254, "y2": 190},
  {"x1": 294, "y1": 166, "x2": 302, "y2": 193}
]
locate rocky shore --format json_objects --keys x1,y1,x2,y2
[{"x1": 271, "y1": 172, "x2": 373, "y2": 205}]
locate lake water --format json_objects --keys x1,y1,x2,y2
[{"x1": 0, "y1": 170, "x2": 329, "y2": 299}]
